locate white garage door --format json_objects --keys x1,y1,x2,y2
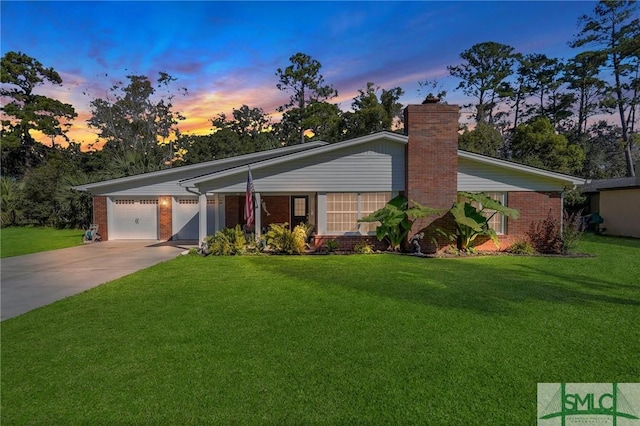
[
  {"x1": 110, "y1": 198, "x2": 158, "y2": 239},
  {"x1": 173, "y1": 198, "x2": 199, "y2": 240}
]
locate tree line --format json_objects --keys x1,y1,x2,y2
[{"x1": 1, "y1": 0, "x2": 638, "y2": 229}]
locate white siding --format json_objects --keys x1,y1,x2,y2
[
  {"x1": 458, "y1": 158, "x2": 567, "y2": 192},
  {"x1": 198, "y1": 140, "x2": 405, "y2": 193}
]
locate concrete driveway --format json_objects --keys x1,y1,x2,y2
[{"x1": 1, "y1": 241, "x2": 190, "y2": 321}]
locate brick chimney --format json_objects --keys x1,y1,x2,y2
[{"x1": 404, "y1": 103, "x2": 460, "y2": 243}]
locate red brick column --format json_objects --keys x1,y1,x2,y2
[
  {"x1": 93, "y1": 196, "x2": 108, "y2": 241},
  {"x1": 404, "y1": 103, "x2": 460, "y2": 252},
  {"x1": 159, "y1": 196, "x2": 172, "y2": 240}
]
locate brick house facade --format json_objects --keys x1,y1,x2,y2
[{"x1": 83, "y1": 104, "x2": 582, "y2": 251}]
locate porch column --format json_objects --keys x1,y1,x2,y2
[
  {"x1": 199, "y1": 192, "x2": 207, "y2": 243},
  {"x1": 213, "y1": 193, "x2": 220, "y2": 234},
  {"x1": 254, "y1": 192, "x2": 262, "y2": 242}
]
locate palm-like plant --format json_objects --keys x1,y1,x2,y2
[
  {"x1": 450, "y1": 192, "x2": 520, "y2": 250},
  {"x1": 358, "y1": 195, "x2": 441, "y2": 251}
]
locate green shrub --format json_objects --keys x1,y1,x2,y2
[
  {"x1": 205, "y1": 225, "x2": 247, "y2": 256},
  {"x1": 264, "y1": 223, "x2": 308, "y2": 254},
  {"x1": 353, "y1": 240, "x2": 373, "y2": 254},
  {"x1": 326, "y1": 239, "x2": 339, "y2": 253},
  {"x1": 506, "y1": 240, "x2": 536, "y2": 255}
]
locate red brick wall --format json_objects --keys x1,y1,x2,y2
[
  {"x1": 404, "y1": 104, "x2": 460, "y2": 252},
  {"x1": 159, "y1": 196, "x2": 172, "y2": 240},
  {"x1": 508, "y1": 191, "x2": 562, "y2": 235},
  {"x1": 473, "y1": 191, "x2": 562, "y2": 251},
  {"x1": 261, "y1": 196, "x2": 289, "y2": 229},
  {"x1": 93, "y1": 196, "x2": 108, "y2": 241},
  {"x1": 225, "y1": 195, "x2": 242, "y2": 228}
]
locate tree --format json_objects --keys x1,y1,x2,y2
[
  {"x1": 0, "y1": 51, "x2": 77, "y2": 177},
  {"x1": 571, "y1": 0, "x2": 640, "y2": 176},
  {"x1": 578, "y1": 120, "x2": 629, "y2": 179},
  {"x1": 0, "y1": 176, "x2": 24, "y2": 227},
  {"x1": 458, "y1": 123, "x2": 505, "y2": 157},
  {"x1": 341, "y1": 82, "x2": 404, "y2": 140},
  {"x1": 87, "y1": 72, "x2": 186, "y2": 167},
  {"x1": 448, "y1": 42, "x2": 516, "y2": 124},
  {"x1": 510, "y1": 117, "x2": 585, "y2": 174},
  {"x1": 275, "y1": 52, "x2": 338, "y2": 144},
  {"x1": 564, "y1": 51, "x2": 608, "y2": 136},
  {"x1": 211, "y1": 105, "x2": 280, "y2": 153}
]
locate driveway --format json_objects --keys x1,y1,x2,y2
[{"x1": 1, "y1": 241, "x2": 190, "y2": 321}]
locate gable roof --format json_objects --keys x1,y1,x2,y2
[
  {"x1": 179, "y1": 131, "x2": 407, "y2": 187},
  {"x1": 75, "y1": 131, "x2": 586, "y2": 193},
  {"x1": 73, "y1": 141, "x2": 328, "y2": 192}
]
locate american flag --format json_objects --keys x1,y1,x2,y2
[{"x1": 244, "y1": 167, "x2": 255, "y2": 228}]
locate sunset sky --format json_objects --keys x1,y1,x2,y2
[{"x1": 1, "y1": 1, "x2": 597, "y2": 148}]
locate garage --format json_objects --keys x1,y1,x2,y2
[
  {"x1": 173, "y1": 198, "x2": 199, "y2": 240},
  {"x1": 109, "y1": 198, "x2": 158, "y2": 239}
]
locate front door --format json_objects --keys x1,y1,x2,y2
[{"x1": 290, "y1": 196, "x2": 309, "y2": 227}]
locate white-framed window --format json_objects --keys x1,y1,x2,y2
[
  {"x1": 326, "y1": 192, "x2": 392, "y2": 234},
  {"x1": 326, "y1": 193, "x2": 358, "y2": 233},
  {"x1": 483, "y1": 192, "x2": 507, "y2": 234},
  {"x1": 457, "y1": 192, "x2": 507, "y2": 234}
]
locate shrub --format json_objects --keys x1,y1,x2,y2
[
  {"x1": 205, "y1": 225, "x2": 247, "y2": 256},
  {"x1": 264, "y1": 223, "x2": 308, "y2": 254},
  {"x1": 527, "y1": 211, "x2": 563, "y2": 254},
  {"x1": 353, "y1": 240, "x2": 374, "y2": 254},
  {"x1": 326, "y1": 239, "x2": 339, "y2": 253},
  {"x1": 526, "y1": 209, "x2": 584, "y2": 254},
  {"x1": 506, "y1": 240, "x2": 536, "y2": 255},
  {"x1": 561, "y1": 210, "x2": 584, "y2": 254}
]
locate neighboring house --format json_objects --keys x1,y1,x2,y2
[
  {"x1": 580, "y1": 170, "x2": 640, "y2": 238},
  {"x1": 75, "y1": 104, "x2": 585, "y2": 252}
]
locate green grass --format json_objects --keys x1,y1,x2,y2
[
  {"x1": 2, "y1": 234, "x2": 639, "y2": 424},
  {"x1": 0, "y1": 226, "x2": 84, "y2": 258}
]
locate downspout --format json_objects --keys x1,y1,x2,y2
[
  {"x1": 560, "y1": 189, "x2": 565, "y2": 234},
  {"x1": 185, "y1": 186, "x2": 201, "y2": 197}
]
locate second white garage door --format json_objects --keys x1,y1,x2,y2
[
  {"x1": 110, "y1": 198, "x2": 158, "y2": 240},
  {"x1": 173, "y1": 198, "x2": 199, "y2": 240}
]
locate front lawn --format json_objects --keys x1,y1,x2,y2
[
  {"x1": 2, "y1": 234, "x2": 638, "y2": 424},
  {"x1": 0, "y1": 226, "x2": 84, "y2": 258}
]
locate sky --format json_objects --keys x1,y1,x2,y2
[{"x1": 1, "y1": 1, "x2": 599, "y2": 148}]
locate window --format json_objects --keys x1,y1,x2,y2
[
  {"x1": 457, "y1": 192, "x2": 507, "y2": 234},
  {"x1": 483, "y1": 192, "x2": 506, "y2": 234},
  {"x1": 326, "y1": 192, "x2": 392, "y2": 234},
  {"x1": 327, "y1": 193, "x2": 358, "y2": 233},
  {"x1": 359, "y1": 192, "x2": 392, "y2": 234}
]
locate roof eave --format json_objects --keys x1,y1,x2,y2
[{"x1": 458, "y1": 150, "x2": 587, "y2": 186}]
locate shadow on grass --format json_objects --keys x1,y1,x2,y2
[
  {"x1": 248, "y1": 255, "x2": 640, "y2": 316},
  {"x1": 581, "y1": 233, "x2": 640, "y2": 249}
]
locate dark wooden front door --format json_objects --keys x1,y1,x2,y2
[{"x1": 290, "y1": 196, "x2": 309, "y2": 226}]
